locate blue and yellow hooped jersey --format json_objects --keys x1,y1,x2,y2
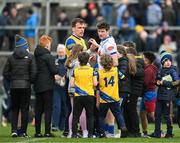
[
  {"x1": 73, "y1": 65, "x2": 95, "y2": 97},
  {"x1": 98, "y1": 67, "x2": 125, "y2": 103},
  {"x1": 65, "y1": 34, "x2": 87, "y2": 57}
]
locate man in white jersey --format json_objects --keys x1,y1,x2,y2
[
  {"x1": 89, "y1": 22, "x2": 118, "y2": 69},
  {"x1": 89, "y1": 22, "x2": 119, "y2": 137}
]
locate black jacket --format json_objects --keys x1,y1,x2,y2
[
  {"x1": 118, "y1": 57, "x2": 131, "y2": 94},
  {"x1": 3, "y1": 48, "x2": 36, "y2": 89},
  {"x1": 130, "y1": 58, "x2": 144, "y2": 100},
  {"x1": 34, "y1": 45, "x2": 58, "y2": 93}
]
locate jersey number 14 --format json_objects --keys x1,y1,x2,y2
[{"x1": 104, "y1": 76, "x2": 115, "y2": 87}]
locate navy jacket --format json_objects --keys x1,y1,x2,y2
[{"x1": 157, "y1": 66, "x2": 179, "y2": 101}]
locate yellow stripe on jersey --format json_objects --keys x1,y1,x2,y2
[
  {"x1": 65, "y1": 35, "x2": 87, "y2": 57},
  {"x1": 98, "y1": 67, "x2": 120, "y2": 103},
  {"x1": 74, "y1": 65, "x2": 94, "y2": 96}
]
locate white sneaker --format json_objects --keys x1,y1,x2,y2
[
  {"x1": 82, "y1": 130, "x2": 88, "y2": 138},
  {"x1": 114, "y1": 133, "x2": 121, "y2": 138},
  {"x1": 106, "y1": 133, "x2": 114, "y2": 138},
  {"x1": 67, "y1": 130, "x2": 72, "y2": 138},
  {"x1": 1, "y1": 117, "x2": 7, "y2": 127},
  {"x1": 141, "y1": 133, "x2": 151, "y2": 138}
]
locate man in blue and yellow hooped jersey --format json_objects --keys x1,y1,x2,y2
[
  {"x1": 96, "y1": 54, "x2": 127, "y2": 137},
  {"x1": 70, "y1": 52, "x2": 97, "y2": 138},
  {"x1": 65, "y1": 18, "x2": 87, "y2": 57}
]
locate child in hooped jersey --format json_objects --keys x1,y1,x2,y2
[{"x1": 96, "y1": 54, "x2": 127, "y2": 138}]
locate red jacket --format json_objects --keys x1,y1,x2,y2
[{"x1": 144, "y1": 64, "x2": 158, "y2": 91}]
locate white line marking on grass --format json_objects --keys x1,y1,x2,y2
[{"x1": 16, "y1": 138, "x2": 47, "y2": 143}]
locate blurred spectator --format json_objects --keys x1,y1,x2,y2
[
  {"x1": 116, "y1": 9, "x2": 136, "y2": 29},
  {"x1": 0, "y1": 7, "x2": 9, "y2": 50},
  {"x1": 116, "y1": 0, "x2": 129, "y2": 26},
  {"x1": 101, "y1": 0, "x2": 114, "y2": 24},
  {"x1": 57, "y1": 10, "x2": 70, "y2": 44},
  {"x1": 147, "y1": 1, "x2": 162, "y2": 26},
  {"x1": 162, "y1": 0, "x2": 176, "y2": 26},
  {"x1": 146, "y1": 29, "x2": 162, "y2": 52},
  {"x1": 85, "y1": 1, "x2": 99, "y2": 13},
  {"x1": 90, "y1": 8, "x2": 102, "y2": 26},
  {"x1": 77, "y1": 8, "x2": 92, "y2": 26},
  {"x1": 136, "y1": 29, "x2": 149, "y2": 52},
  {"x1": 159, "y1": 34, "x2": 177, "y2": 54},
  {"x1": 135, "y1": 28, "x2": 162, "y2": 52},
  {"x1": 160, "y1": 21, "x2": 176, "y2": 42},
  {"x1": 24, "y1": 9, "x2": 39, "y2": 52},
  {"x1": 116, "y1": 9, "x2": 136, "y2": 42},
  {"x1": 137, "y1": 0, "x2": 149, "y2": 25},
  {"x1": 7, "y1": 7, "x2": 21, "y2": 51}
]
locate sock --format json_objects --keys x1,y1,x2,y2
[
  {"x1": 102, "y1": 123, "x2": 108, "y2": 132},
  {"x1": 107, "y1": 125, "x2": 114, "y2": 134}
]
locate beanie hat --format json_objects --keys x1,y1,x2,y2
[
  {"x1": 15, "y1": 34, "x2": 29, "y2": 49},
  {"x1": 160, "y1": 50, "x2": 172, "y2": 64},
  {"x1": 39, "y1": 35, "x2": 52, "y2": 47}
]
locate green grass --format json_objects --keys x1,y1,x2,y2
[{"x1": 0, "y1": 124, "x2": 180, "y2": 142}]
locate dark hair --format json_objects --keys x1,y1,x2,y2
[
  {"x1": 100, "y1": 54, "x2": 113, "y2": 71},
  {"x1": 143, "y1": 52, "x2": 156, "y2": 64},
  {"x1": 123, "y1": 41, "x2": 136, "y2": 49},
  {"x1": 97, "y1": 21, "x2": 110, "y2": 31},
  {"x1": 71, "y1": 18, "x2": 85, "y2": 27},
  {"x1": 78, "y1": 52, "x2": 90, "y2": 66},
  {"x1": 27, "y1": 9, "x2": 33, "y2": 15}
]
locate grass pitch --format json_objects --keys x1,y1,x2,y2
[{"x1": 0, "y1": 123, "x2": 180, "y2": 143}]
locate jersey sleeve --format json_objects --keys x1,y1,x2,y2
[
  {"x1": 105, "y1": 41, "x2": 117, "y2": 56},
  {"x1": 118, "y1": 68, "x2": 125, "y2": 80},
  {"x1": 65, "y1": 38, "x2": 76, "y2": 51}
]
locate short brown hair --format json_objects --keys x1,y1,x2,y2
[
  {"x1": 97, "y1": 22, "x2": 110, "y2": 31},
  {"x1": 117, "y1": 45, "x2": 127, "y2": 56},
  {"x1": 100, "y1": 54, "x2": 113, "y2": 71},
  {"x1": 78, "y1": 52, "x2": 90, "y2": 66},
  {"x1": 71, "y1": 18, "x2": 85, "y2": 27},
  {"x1": 126, "y1": 46, "x2": 137, "y2": 56}
]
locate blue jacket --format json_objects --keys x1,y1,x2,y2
[
  {"x1": 116, "y1": 16, "x2": 136, "y2": 29},
  {"x1": 0, "y1": 14, "x2": 8, "y2": 36},
  {"x1": 24, "y1": 13, "x2": 38, "y2": 38},
  {"x1": 157, "y1": 66, "x2": 179, "y2": 101}
]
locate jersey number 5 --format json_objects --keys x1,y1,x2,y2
[{"x1": 104, "y1": 76, "x2": 115, "y2": 87}]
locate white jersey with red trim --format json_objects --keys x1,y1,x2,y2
[{"x1": 97, "y1": 35, "x2": 117, "y2": 69}]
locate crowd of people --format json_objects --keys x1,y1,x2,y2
[
  {"x1": 1, "y1": 0, "x2": 180, "y2": 55},
  {"x1": 1, "y1": 17, "x2": 180, "y2": 139}
]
